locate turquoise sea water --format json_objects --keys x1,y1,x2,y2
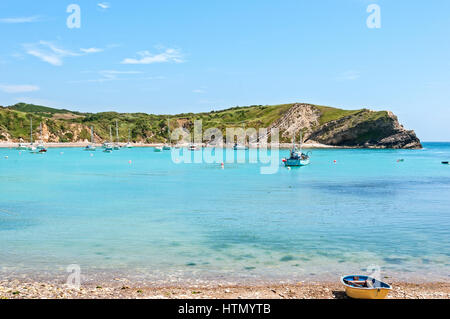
[{"x1": 0, "y1": 143, "x2": 449, "y2": 284}]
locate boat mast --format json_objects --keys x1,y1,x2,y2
[
  {"x1": 299, "y1": 131, "x2": 303, "y2": 153},
  {"x1": 39, "y1": 122, "x2": 42, "y2": 143},
  {"x1": 116, "y1": 120, "x2": 119, "y2": 144},
  {"x1": 167, "y1": 118, "x2": 170, "y2": 145},
  {"x1": 30, "y1": 117, "x2": 33, "y2": 144}
]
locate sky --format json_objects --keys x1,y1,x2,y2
[{"x1": 0, "y1": 0, "x2": 449, "y2": 141}]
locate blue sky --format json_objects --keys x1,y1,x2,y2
[{"x1": 0, "y1": 0, "x2": 449, "y2": 140}]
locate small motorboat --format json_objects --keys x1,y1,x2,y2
[
  {"x1": 162, "y1": 145, "x2": 171, "y2": 151},
  {"x1": 154, "y1": 146, "x2": 163, "y2": 152},
  {"x1": 189, "y1": 144, "x2": 199, "y2": 151},
  {"x1": 442, "y1": 161, "x2": 449, "y2": 165},
  {"x1": 341, "y1": 275, "x2": 392, "y2": 299},
  {"x1": 16, "y1": 143, "x2": 28, "y2": 150},
  {"x1": 103, "y1": 143, "x2": 113, "y2": 153},
  {"x1": 84, "y1": 144, "x2": 96, "y2": 151}
]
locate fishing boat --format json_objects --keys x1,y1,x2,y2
[
  {"x1": 84, "y1": 126, "x2": 96, "y2": 151},
  {"x1": 341, "y1": 275, "x2": 392, "y2": 299},
  {"x1": 283, "y1": 132, "x2": 310, "y2": 167}
]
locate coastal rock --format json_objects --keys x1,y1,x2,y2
[
  {"x1": 269, "y1": 103, "x2": 321, "y2": 138},
  {"x1": 274, "y1": 105, "x2": 422, "y2": 149}
]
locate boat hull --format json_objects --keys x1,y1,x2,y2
[
  {"x1": 284, "y1": 159, "x2": 310, "y2": 167},
  {"x1": 341, "y1": 276, "x2": 392, "y2": 299}
]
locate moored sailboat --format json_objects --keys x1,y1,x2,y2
[{"x1": 84, "y1": 126, "x2": 96, "y2": 151}]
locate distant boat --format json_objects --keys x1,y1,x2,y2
[
  {"x1": 103, "y1": 126, "x2": 114, "y2": 152},
  {"x1": 341, "y1": 275, "x2": 392, "y2": 299},
  {"x1": 125, "y1": 128, "x2": 133, "y2": 148},
  {"x1": 154, "y1": 146, "x2": 163, "y2": 152},
  {"x1": 103, "y1": 143, "x2": 113, "y2": 153},
  {"x1": 113, "y1": 120, "x2": 120, "y2": 150},
  {"x1": 233, "y1": 142, "x2": 248, "y2": 150},
  {"x1": 27, "y1": 117, "x2": 46, "y2": 153},
  {"x1": 283, "y1": 132, "x2": 310, "y2": 167},
  {"x1": 189, "y1": 144, "x2": 199, "y2": 151},
  {"x1": 84, "y1": 126, "x2": 96, "y2": 151},
  {"x1": 16, "y1": 143, "x2": 28, "y2": 150},
  {"x1": 163, "y1": 118, "x2": 172, "y2": 150},
  {"x1": 36, "y1": 122, "x2": 47, "y2": 152}
]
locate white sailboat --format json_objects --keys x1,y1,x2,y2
[
  {"x1": 125, "y1": 128, "x2": 133, "y2": 148},
  {"x1": 103, "y1": 126, "x2": 113, "y2": 152},
  {"x1": 113, "y1": 120, "x2": 120, "y2": 150},
  {"x1": 84, "y1": 126, "x2": 96, "y2": 151},
  {"x1": 163, "y1": 118, "x2": 171, "y2": 150},
  {"x1": 36, "y1": 122, "x2": 46, "y2": 151}
]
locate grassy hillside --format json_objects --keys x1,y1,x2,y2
[{"x1": 0, "y1": 102, "x2": 385, "y2": 143}]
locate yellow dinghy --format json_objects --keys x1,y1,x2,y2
[{"x1": 341, "y1": 275, "x2": 392, "y2": 299}]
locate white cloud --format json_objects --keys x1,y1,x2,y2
[
  {"x1": 337, "y1": 70, "x2": 360, "y2": 81},
  {"x1": 0, "y1": 84, "x2": 40, "y2": 93},
  {"x1": 0, "y1": 16, "x2": 41, "y2": 23},
  {"x1": 193, "y1": 89, "x2": 206, "y2": 94},
  {"x1": 80, "y1": 48, "x2": 104, "y2": 54},
  {"x1": 70, "y1": 70, "x2": 147, "y2": 83},
  {"x1": 121, "y1": 48, "x2": 184, "y2": 65},
  {"x1": 98, "y1": 3, "x2": 110, "y2": 10},
  {"x1": 23, "y1": 41, "x2": 104, "y2": 66}
]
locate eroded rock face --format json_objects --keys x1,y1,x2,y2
[
  {"x1": 269, "y1": 103, "x2": 321, "y2": 138},
  {"x1": 273, "y1": 105, "x2": 422, "y2": 149}
]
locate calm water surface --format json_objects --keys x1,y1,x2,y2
[{"x1": 0, "y1": 143, "x2": 449, "y2": 284}]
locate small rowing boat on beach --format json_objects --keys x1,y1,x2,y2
[{"x1": 341, "y1": 275, "x2": 392, "y2": 299}]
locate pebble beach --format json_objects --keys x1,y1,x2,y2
[{"x1": 1, "y1": 280, "x2": 449, "y2": 299}]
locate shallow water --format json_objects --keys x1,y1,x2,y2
[{"x1": 0, "y1": 143, "x2": 449, "y2": 284}]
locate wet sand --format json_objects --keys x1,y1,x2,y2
[{"x1": 1, "y1": 280, "x2": 448, "y2": 299}]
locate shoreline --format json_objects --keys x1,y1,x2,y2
[
  {"x1": 1, "y1": 280, "x2": 448, "y2": 299},
  {"x1": 0, "y1": 142, "x2": 421, "y2": 150}
]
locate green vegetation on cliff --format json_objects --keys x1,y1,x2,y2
[{"x1": 0, "y1": 102, "x2": 420, "y2": 148}]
